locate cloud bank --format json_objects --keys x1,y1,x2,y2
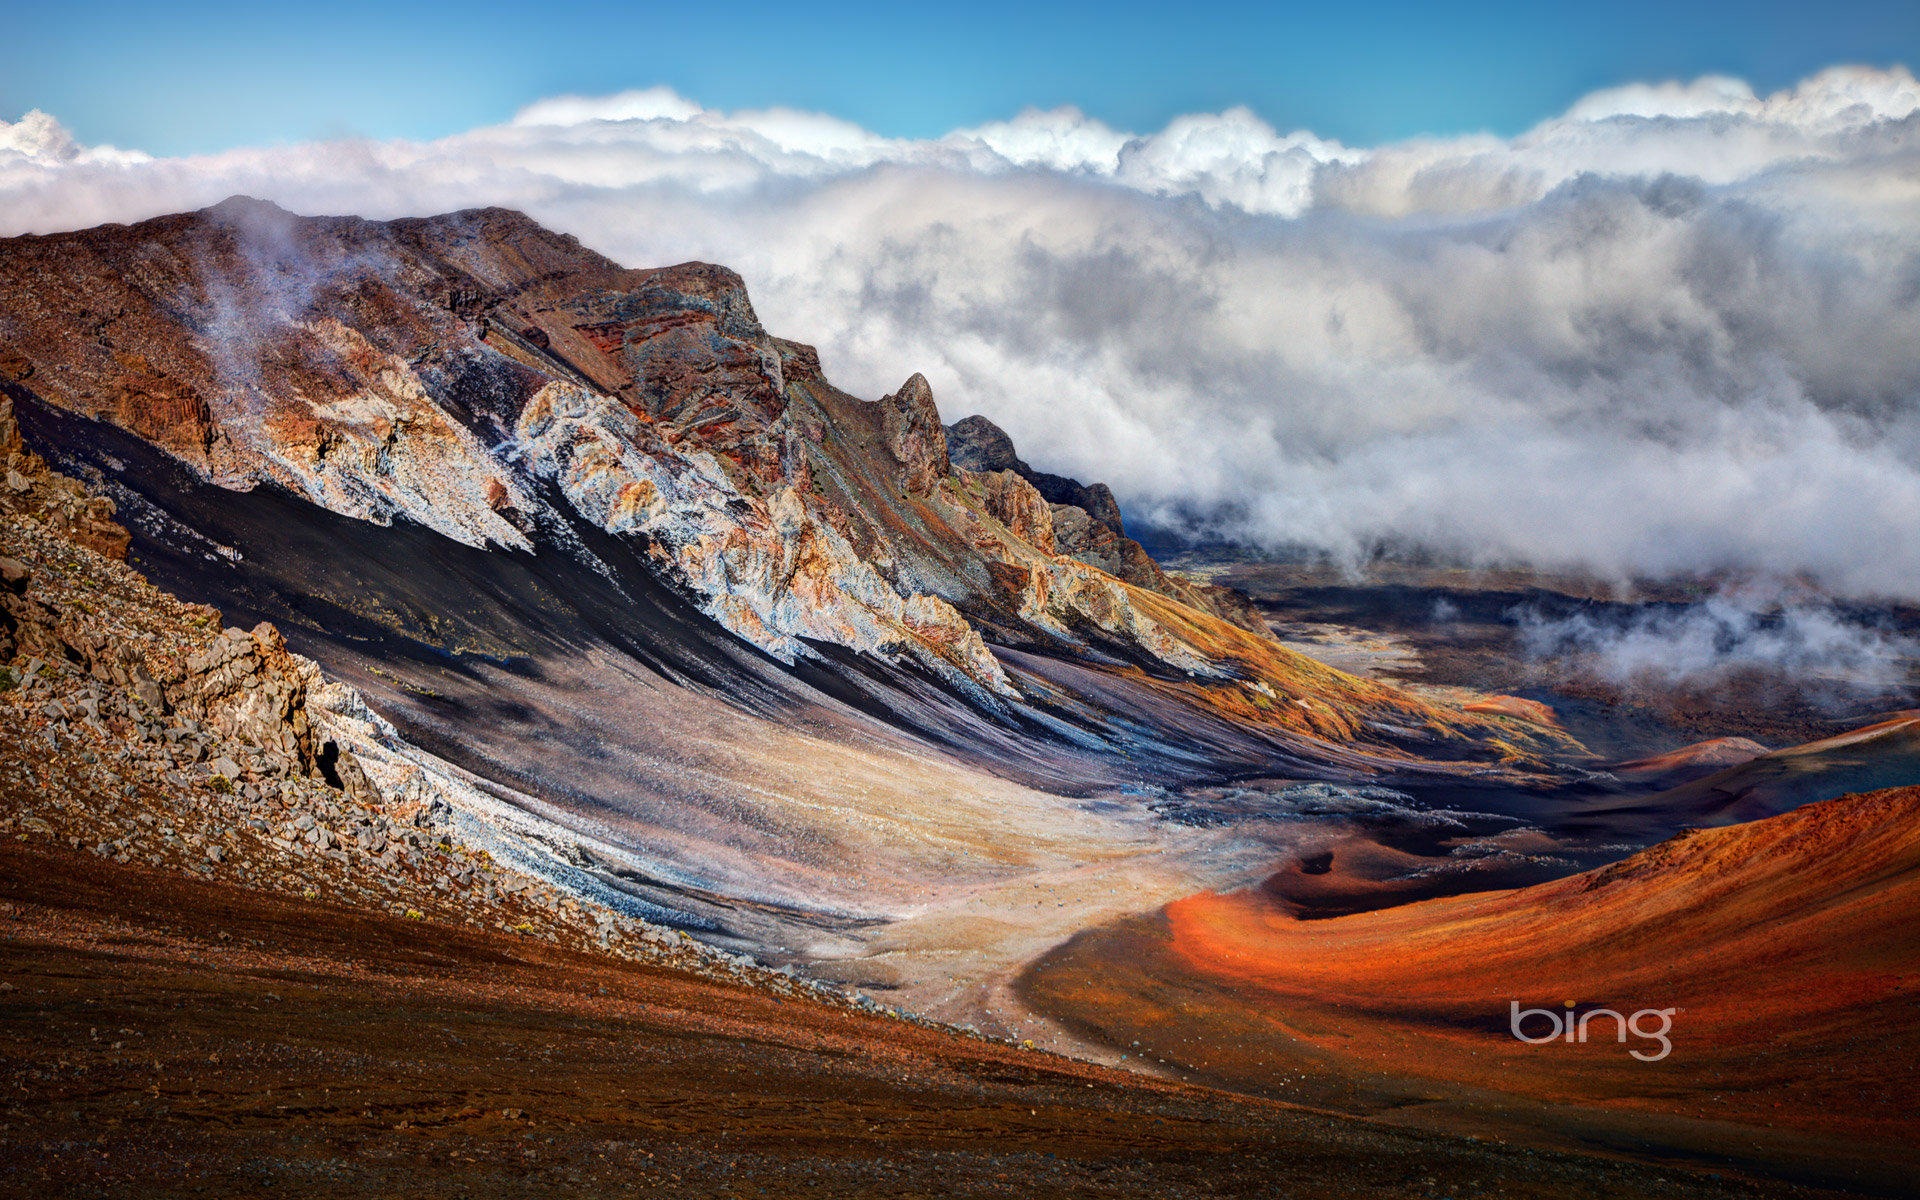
[
  {"x1": 2, "y1": 67, "x2": 1919, "y2": 604},
  {"x1": 1513, "y1": 589, "x2": 1918, "y2": 701}
]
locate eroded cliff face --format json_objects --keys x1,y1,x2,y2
[
  {"x1": 946, "y1": 413, "x2": 1272, "y2": 636},
  {"x1": 0, "y1": 198, "x2": 1563, "y2": 766},
  {"x1": 516, "y1": 380, "x2": 1014, "y2": 697}
]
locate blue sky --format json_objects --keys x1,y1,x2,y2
[{"x1": 6, "y1": 0, "x2": 1918, "y2": 153}]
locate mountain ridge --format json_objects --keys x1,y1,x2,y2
[
  {"x1": 945, "y1": 411, "x2": 1275, "y2": 635},
  {"x1": 0, "y1": 196, "x2": 1563, "y2": 776}
]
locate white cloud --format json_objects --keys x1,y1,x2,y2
[
  {"x1": 1513, "y1": 586, "x2": 1918, "y2": 699},
  {"x1": 951, "y1": 107, "x2": 1130, "y2": 174},
  {"x1": 2, "y1": 67, "x2": 1920, "y2": 607},
  {"x1": 0, "y1": 109, "x2": 147, "y2": 167},
  {"x1": 1563, "y1": 64, "x2": 1920, "y2": 128},
  {"x1": 510, "y1": 86, "x2": 706, "y2": 126},
  {"x1": 1114, "y1": 107, "x2": 1359, "y2": 215},
  {"x1": 0, "y1": 110, "x2": 81, "y2": 162},
  {"x1": 1563, "y1": 74, "x2": 1764, "y2": 122}
]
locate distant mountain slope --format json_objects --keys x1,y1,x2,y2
[
  {"x1": 0, "y1": 198, "x2": 1563, "y2": 788},
  {"x1": 1591, "y1": 712, "x2": 1920, "y2": 827},
  {"x1": 945, "y1": 412, "x2": 1273, "y2": 635}
]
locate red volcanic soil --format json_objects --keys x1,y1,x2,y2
[
  {"x1": 1607, "y1": 736, "x2": 1772, "y2": 787},
  {"x1": 1021, "y1": 787, "x2": 1920, "y2": 1196},
  {"x1": 0, "y1": 843, "x2": 1819, "y2": 1200},
  {"x1": 1461, "y1": 694, "x2": 1563, "y2": 729}
]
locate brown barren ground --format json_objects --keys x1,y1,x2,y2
[
  {"x1": 0, "y1": 842, "x2": 1849, "y2": 1200},
  {"x1": 1021, "y1": 787, "x2": 1920, "y2": 1197}
]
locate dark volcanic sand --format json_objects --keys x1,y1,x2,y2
[
  {"x1": 1183, "y1": 557, "x2": 1920, "y2": 756},
  {"x1": 0, "y1": 843, "x2": 1842, "y2": 1200}
]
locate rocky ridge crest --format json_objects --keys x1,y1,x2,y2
[
  {"x1": 0, "y1": 199, "x2": 1561, "y2": 759},
  {"x1": 946, "y1": 412, "x2": 1273, "y2": 635}
]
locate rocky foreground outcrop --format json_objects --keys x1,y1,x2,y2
[
  {"x1": 0, "y1": 392, "x2": 886, "y2": 1009},
  {"x1": 2, "y1": 395, "x2": 369, "y2": 801}
]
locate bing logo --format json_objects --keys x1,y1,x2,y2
[{"x1": 1509, "y1": 1000, "x2": 1675, "y2": 1061}]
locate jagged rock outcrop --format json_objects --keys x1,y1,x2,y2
[
  {"x1": 976, "y1": 469, "x2": 1056, "y2": 554},
  {"x1": 944, "y1": 414, "x2": 1023, "y2": 475},
  {"x1": 881, "y1": 373, "x2": 951, "y2": 496},
  {"x1": 0, "y1": 395, "x2": 127, "y2": 561},
  {"x1": 0, "y1": 395, "x2": 372, "y2": 801},
  {"x1": 947, "y1": 414, "x2": 1126, "y2": 533},
  {"x1": 947, "y1": 412, "x2": 1271, "y2": 637}
]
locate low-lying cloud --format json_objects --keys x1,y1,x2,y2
[
  {"x1": 2, "y1": 66, "x2": 1919, "y2": 603},
  {"x1": 1512, "y1": 589, "x2": 1919, "y2": 698}
]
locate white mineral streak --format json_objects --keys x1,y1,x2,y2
[
  {"x1": 1042, "y1": 557, "x2": 1224, "y2": 679},
  {"x1": 516, "y1": 381, "x2": 1018, "y2": 699},
  {"x1": 209, "y1": 318, "x2": 536, "y2": 551}
]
